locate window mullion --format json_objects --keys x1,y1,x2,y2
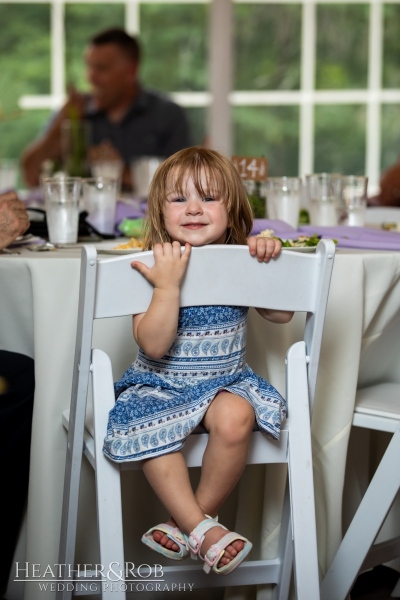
[
  {"x1": 299, "y1": 0, "x2": 316, "y2": 177},
  {"x1": 366, "y1": 0, "x2": 383, "y2": 192},
  {"x1": 51, "y1": 0, "x2": 65, "y2": 104}
]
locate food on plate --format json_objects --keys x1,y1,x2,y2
[
  {"x1": 112, "y1": 237, "x2": 143, "y2": 250},
  {"x1": 382, "y1": 222, "x2": 400, "y2": 232},
  {"x1": 257, "y1": 229, "x2": 322, "y2": 247}
]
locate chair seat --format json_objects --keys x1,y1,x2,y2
[{"x1": 355, "y1": 383, "x2": 400, "y2": 418}]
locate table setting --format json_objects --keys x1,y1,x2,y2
[{"x1": 2, "y1": 165, "x2": 400, "y2": 600}]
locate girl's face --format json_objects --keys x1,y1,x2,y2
[{"x1": 162, "y1": 170, "x2": 229, "y2": 246}]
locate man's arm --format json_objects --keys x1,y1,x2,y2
[
  {"x1": 20, "y1": 88, "x2": 87, "y2": 187},
  {"x1": 0, "y1": 192, "x2": 30, "y2": 249}
]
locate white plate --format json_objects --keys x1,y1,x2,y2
[
  {"x1": 282, "y1": 245, "x2": 317, "y2": 253},
  {"x1": 96, "y1": 241, "x2": 143, "y2": 255}
]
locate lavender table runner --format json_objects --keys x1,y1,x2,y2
[{"x1": 251, "y1": 219, "x2": 400, "y2": 251}]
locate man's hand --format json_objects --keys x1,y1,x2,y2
[{"x1": 0, "y1": 192, "x2": 30, "y2": 250}]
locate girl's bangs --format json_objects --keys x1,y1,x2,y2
[{"x1": 166, "y1": 155, "x2": 226, "y2": 198}]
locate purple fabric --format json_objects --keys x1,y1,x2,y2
[
  {"x1": 115, "y1": 201, "x2": 146, "y2": 222},
  {"x1": 251, "y1": 219, "x2": 298, "y2": 237},
  {"x1": 250, "y1": 219, "x2": 400, "y2": 250},
  {"x1": 297, "y1": 224, "x2": 400, "y2": 251}
]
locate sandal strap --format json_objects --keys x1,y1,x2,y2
[
  {"x1": 203, "y1": 532, "x2": 247, "y2": 568},
  {"x1": 187, "y1": 518, "x2": 226, "y2": 556}
]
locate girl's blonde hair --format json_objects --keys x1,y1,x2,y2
[{"x1": 142, "y1": 146, "x2": 254, "y2": 249}]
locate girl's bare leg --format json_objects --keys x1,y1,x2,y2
[
  {"x1": 194, "y1": 391, "x2": 255, "y2": 563},
  {"x1": 145, "y1": 391, "x2": 255, "y2": 566}
]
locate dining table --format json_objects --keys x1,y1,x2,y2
[{"x1": 1, "y1": 208, "x2": 400, "y2": 600}]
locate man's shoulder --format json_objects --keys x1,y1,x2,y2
[{"x1": 138, "y1": 88, "x2": 184, "y2": 113}]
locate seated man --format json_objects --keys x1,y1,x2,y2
[
  {"x1": 21, "y1": 27, "x2": 193, "y2": 190},
  {"x1": 0, "y1": 191, "x2": 35, "y2": 599}
]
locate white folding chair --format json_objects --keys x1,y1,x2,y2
[
  {"x1": 57, "y1": 240, "x2": 335, "y2": 600},
  {"x1": 321, "y1": 383, "x2": 400, "y2": 600},
  {"x1": 365, "y1": 206, "x2": 400, "y2": 225}
]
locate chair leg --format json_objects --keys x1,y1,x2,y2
[
  {"x1": 92, "y1": 349, "x2": 126, "y2": 600},
  {"x1": 272, "y1": 481, "x2": 293, "y2": 600},
  {"x1": 286, "y1": 341, "x2": 320, "y2": 600},
  {"x1": 321, "y1": 425, "x2": 400, "y2": 600}
]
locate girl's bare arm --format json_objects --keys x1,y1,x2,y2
[
  {"x1": 248, "y1": 236, "x2": 294, "y2": 324},
  {"x1": 131, "y1": 242, "x2": 191, "y2": 359}
]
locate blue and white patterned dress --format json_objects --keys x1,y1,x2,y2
[{"x1": 103, "y1": 305, "x2": 286, "y2": 462}]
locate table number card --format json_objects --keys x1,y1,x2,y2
[{"x1": 232, "y1": 156, "x2": 268, "y2": 181}]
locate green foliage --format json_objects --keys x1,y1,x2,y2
[
  {"x1": 140, "y1": 4, "x2": 207, "y2": 92},
  {"x1": 383, "y1": 4, "x2": 400, "y2": 88},
  {"x1": 233, "y1": 106, "x2": 299, "y2": 177},
  {"x1": 234, "y1": 4, "x2": 301, "y2": 91},
  {"x1": 381, "y1": 105, "x2": 400, "y2": 171},
  {"x1": 0, "y1": 5, "x2": 51, "y2": 171},
  {"x1": 316, "y1": 4, "x2": 369, "y2": 89},
  {"x1": 0, "y1": 4, "x2": 50, "y2": 99},
  {"x1": 314, "y1": 105, "x2": 366, "y2": 175}
]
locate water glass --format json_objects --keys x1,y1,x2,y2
[
  {"x1": 0, "y1": 159, "x2": 18, "y2": 192},
  {"x1": 130, "y1": 157, "x2": 164, "y2": 198},
  {"x1": 266, "y1": 177, "x2": 302, "y2": 228},
  {"x1": 341, "y1": 175, "x2": 368, "y2": 227},
  {"x1": 42, "y1": 177, "x2": 81, "y2": 244},
  {"x1": 305, "y1": 173, "x2": 342, "y2": 227},
  {"x1": 90, "y1": 159, "x2": 123, "y2": 192},
  {"x1": 83, "y1": 177, "x2": 119, "y2": 235}
]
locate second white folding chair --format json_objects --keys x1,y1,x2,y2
[{"x1": 321, "y1": 383, "x2": 400, "y2": 600}]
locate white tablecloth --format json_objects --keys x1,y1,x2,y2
[{"x1": 1, "y1": 246, "x2": 400, "y2": 600}]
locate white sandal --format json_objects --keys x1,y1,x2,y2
[
  {"x1": 187, "y1": 517, "x2": 252, "y2": 575},
  {"x1": 141, "y1": 514, "x2": 217, "y2": 561},
  {"x1": 142, "y1": 522, "x2": 189, "y2": 560}
]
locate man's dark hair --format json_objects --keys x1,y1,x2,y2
[{"x1": 89, "y1": 28, "x2": 140, "y2": 63}]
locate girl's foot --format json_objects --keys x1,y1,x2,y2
[
  {"x1": 152, "y1": 518, "x2": 180, "y2": 553},
  {"x1": 200, "y1": 525, "x2": 245, "y2": 568},
  {"x1": 187, "y1": 518, "x2": 252, "y2": 575},
  {"x1": 142, "y1": 520, "x2": 189, "y2": 559}
]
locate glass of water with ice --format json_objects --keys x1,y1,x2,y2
[
  {"x1": 42, "y1": 176, "x2": 81, "y2": 244},
  {"x1": 82, "y1": 177, "x2": 119, "y2": 235},
  {"x1": 340, "y1": 175, "x2": 368, "y2": 227},
  {"x1": 305, "y1": 173, "x2": 343, "y2": 227}
]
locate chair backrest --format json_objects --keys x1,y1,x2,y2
[
  {"x1": 75, "y1": 240, "x2": 335, "y2": 412},
  {"x1": 365, "y1": 206, "x2": 400, "y2": 225}
]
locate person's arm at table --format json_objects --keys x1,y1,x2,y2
[
  {"x1": 20, "y1": 87, "x2": 87, "y2": 188},
  {"x1": 0, "y1": 191, "x2": 30, "y2": 249}
]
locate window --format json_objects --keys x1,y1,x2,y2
[{"x1": 1, "y1": 0, "x2": 399, "y2": 193}]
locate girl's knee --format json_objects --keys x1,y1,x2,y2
[{"x1": 210, "y1": 397, "x2": 255, "y2": 445}]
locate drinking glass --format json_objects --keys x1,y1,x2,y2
[
  {"x1": 90, "y1": 159, "x2": 123, "y2": 193},
  {"x1": 340, "y1": 175, "x2": 368, "y2": 227},
  {"x1": 42, "y1": 177, "x2": 81, "y2": 244},
  {"x1": 265, "y1": 177, "x2": 302, "y2": 228},
  {"x1": 0, "y1": 159, "x2": 18, "y2": 192},
  {"x1": 83, "y1": 177, "x2": 119, "y2": 235},
  {"x1": 305, "y1": 173, "x2": 343, "y2": 226},
  {"x1": 130, "y1": 157, "x2": 164, "y2": 198}
]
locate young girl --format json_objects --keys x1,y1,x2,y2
[{"x1": 103, "y1": 147, "x2": 293, "y2": 575}]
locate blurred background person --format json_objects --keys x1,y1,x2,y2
[
  {"x1": 0, "y1": 190, "x2": 35, "y2": 600},
  {"x1": 0, "y1": 190, "x2": 30, "y2": 248},
  {"x1": 368, "y1": 159, "x2": 400, "y2": 207},
  {"x1": 20, "y1": 27, "x2": 193, "y2": 191}
]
